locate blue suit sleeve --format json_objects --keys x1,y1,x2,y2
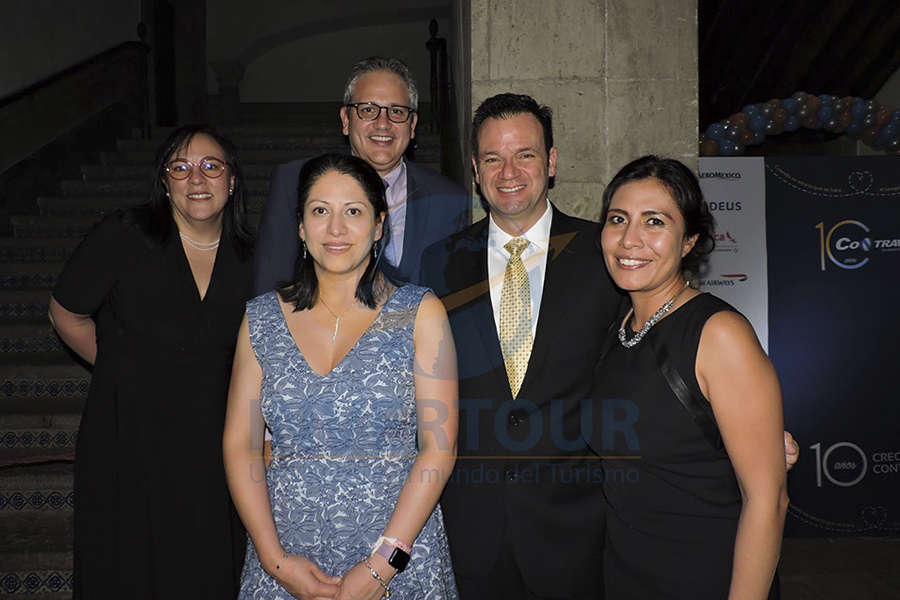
[{"x1": 252, "y1": 162, "x2": 301, "y2": 296}]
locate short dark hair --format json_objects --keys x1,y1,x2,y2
[
  {"x1": 471, "y1": 93, "x2": 554, "y2": 157},
  {"x1": 598, "y1": 155, "x2": 715, "y2": 276},
  {"x1": 137, "y1": 124, "x2": 254, "y2": 259},
  {"x1": 343, "y1": 56, "x2": 418, "y2": 109},
  {"x1": 277, "y1": 153, "x2": 388, "y2": 311}
]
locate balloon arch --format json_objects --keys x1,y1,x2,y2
[{"x1": 700, "y1": 92, "x2": 900, "y2": 156}]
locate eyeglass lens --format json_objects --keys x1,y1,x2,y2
[
  {"x1": 353, "y1": 103, "x2": 412, "y2": 123},
  {"x1": 166, "y1": 159, "x2": 226, "y2": 179}
]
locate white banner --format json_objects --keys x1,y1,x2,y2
[{"x1": 697, "y1": 157, "x2": 768, "y2": 352}]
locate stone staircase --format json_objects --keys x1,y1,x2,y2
[{"x1": 0, "y1": 118, "x2": 441, "y2": 597}]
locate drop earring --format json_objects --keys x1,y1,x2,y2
[{"x1": 302, "y1": 241, "x2": 307, "y2": 260}]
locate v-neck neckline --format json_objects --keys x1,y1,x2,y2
[
  {"x1": 174, "y1": 233, "x2": 222, "y2": 304},
  {"x1": 275, "y1": 286, "x2": 402, "y2": 378}
]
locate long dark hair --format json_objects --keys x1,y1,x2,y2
[
  {"x1": 128, "y1": 124, "x2": 254, "y2": 260},
  {"x1": 598, "y1": 155, "x2": 715, "y2": 276},
  {"x1": 277, "y1": 153, "x2": 388, "y2": 310}
]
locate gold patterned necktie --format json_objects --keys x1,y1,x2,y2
[{"x1": 499, "y1": 237, "x2": 533, "y2": 398}]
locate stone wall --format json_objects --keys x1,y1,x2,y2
[{"x1": 470, "y1": 0, "x2": 697, "y2": 221}]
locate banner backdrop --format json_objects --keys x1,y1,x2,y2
[
  {"x1": 698, "y1": 157, "x2": 769, "y2": 351},
  {"x1": 764, "y1": 156, "x2": 900, "y2": 536}
]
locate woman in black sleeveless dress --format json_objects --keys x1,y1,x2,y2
[{"x1": 591, "y1": 156, "x2": 787, "y2": 599}]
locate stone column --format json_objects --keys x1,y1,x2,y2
[{"x1": 470, "y1": 0, "x2": 697, "y2": 221}]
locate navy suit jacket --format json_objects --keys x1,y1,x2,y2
[
  {"x1": 420, "y1": 207, "x2": 623, "y2": 598},
  {"x1": 252, "y1": 159, "x2": 470, "y2": 295}
]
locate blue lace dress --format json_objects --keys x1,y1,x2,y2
[{"x1": 238, "y1": 285, "x2": 458, "y2": 599}]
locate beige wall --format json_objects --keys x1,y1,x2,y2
[{"x1": 470, "y1": 0, "x2": 698, "y2": 221}]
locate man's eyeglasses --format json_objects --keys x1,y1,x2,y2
[
  {"x1": 165, "y1": 157, "x2": 229, "y2": 180},
  {"x1": 345, "y1": 102, "x2": 416, "y2": 123}
]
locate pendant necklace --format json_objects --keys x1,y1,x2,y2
[
  {"x1": 179, "y1": 231, "x2": 220, "y2": 251},
  {"x1": 317, "y1": 296, "x2": 355, "y2": 343},
  {"x1": 618, "y1": 281, "x2": 690, "y2": 348}
]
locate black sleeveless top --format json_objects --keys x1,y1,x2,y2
[{"x1": 592, "y1": 293, "x2": 745, "y2": 599}]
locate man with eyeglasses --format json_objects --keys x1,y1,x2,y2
[{"x1": 253, "y1": 56, "x2": 470, "y2": 293}]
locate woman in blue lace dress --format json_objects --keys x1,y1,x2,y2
[{"x1": 224, "y1": 153, "x2": 459, "y2": 600}]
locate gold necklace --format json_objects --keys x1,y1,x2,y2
[{"x1": 317, "y1": 296, "x2": 356, "y2": 343}]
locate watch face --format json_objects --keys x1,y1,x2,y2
[{"x1": 389, "y1": 548, "x2": 411, "y2": 572}]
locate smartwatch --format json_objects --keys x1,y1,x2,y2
[{"x1": 374, "y1": 540, "x2": 411, "y2": 573}]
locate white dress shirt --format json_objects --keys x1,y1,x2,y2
[{"x1": 487, "y1": 201, "x2": 553, "y2": 339}]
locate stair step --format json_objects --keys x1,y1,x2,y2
[
  {"x1": 0, "y1": 291, "x2": 52, "y2": 319},
  {"x1": 0, "y1": 508, "x2": 73, "y2": 596},
  {"x1": 37, "y1": 195, "x2": 267, "y2": 217},
  {"x1": 0, "y1": 463, "x2": 74, "y2": 512},
  {"x1": 0, "y1": 263, "x2": 64, "y2": 290},
  {"x1": 118, "y1": 133, "x2": 350, "y2": 151},
  {"x1": 0, "y1": 239, "x2": 78, "y2": 264},
  {"x1": 0, "y1": 413, "x2": 79, "y2": 462},
  {"x1": 0, "y1": 363, "x2": 90, "y2": 402},
  {"x1": 10, "y1": 217, "x2": 98, "y2": 240},
  {"x1": 101, "y1": 146, "x2": 441, "y2": 166},
  {"x1": 59, "y1": 178, "x2": 271, "y2": 196},
  {"x1": 102, "y1": 146, "x2": 348, "y2": 165},
  {"x1": 0, "y1": 323, "x2": 65, "y2": 355}
]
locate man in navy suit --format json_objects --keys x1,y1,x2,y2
[
  {"x1": 253, "y1": 56, "x2": 470, "y2": 294},
  {"x1": 421, "y1": 93, "x2": 618, "y2": 599},
  {"x1": 421, "y1": 94, "x2": 798, "y2": 599}
]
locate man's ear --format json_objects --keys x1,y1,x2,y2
[
  {"x1": 340, "y1": 106, "x2": 351, "y2": 136},
  {"x1": 471, "y1": 156, "x2": 480, "y2": 185},
  {"x1": 409, "y1": 111, "x2": 418, "y2": 140},
  {"x1": 548, "y1": 147, "x2": 558, "y2": 178}
]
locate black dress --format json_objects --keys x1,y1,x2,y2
[
  {"x1": 54, "y1": 213, "x2": 250, "y2": 599},
  {"x1": 592, "y1": 294, "x2": 746, "y2": 599}
]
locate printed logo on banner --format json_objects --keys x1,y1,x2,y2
[
  {"x1": 712, "y1": 230, "x2": 739, "y2": 253},
  {"x1": 699, "y1": 273, "x2": 748, "y2": 287},
  {"x1": 816, "y1": 219, "x2": 900, "y2": 271},
  {"x1": 809, "y1": 441, "x2": 900, "y2": 487}
]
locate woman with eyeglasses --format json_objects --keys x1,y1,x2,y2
[{"x1": 49, "y1": 124, "x2": 254, "y2": 598}]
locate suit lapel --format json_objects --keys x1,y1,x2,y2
[
  {"x1": 517, "y1": 208, "x2": 581, "y2": 400},
  {"x1": 446, "y1": 221, "x2": 512, "y2": 404},
  {"x1": 396, "y1": 165, "x2": 422, "y2": 277}
]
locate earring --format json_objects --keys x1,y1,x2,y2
[
  {"x1": 373, "y1": 245, "x2": 378, "y2": 261},
  {"x1": 302, "y1": 241, "x2": 307, "y2": 261},
  {"x1": 228, "y1": 187, "x2": 233, "y2": 195},
  {"x1": 165, "y1": 191, "x2": 170, "y2": 198}
]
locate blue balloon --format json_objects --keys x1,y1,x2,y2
[
  {"x1": 743, "y1": 104, "x2": 760, "y2": 116},
  {"x1": 782, "y1": 98, "x2": 799, "y2": 114},
  {"x1": 846, "y1": 121, "x2": 864, "y2": 136},
  {"x1": 890, "y1": 109, "x2": 900, "y2": 124},
  {"x1": 820, "y1": 94, "x2": 835, "y2": 106},
  {"x1": 784, "y1": 116, "x2": 801, "y2": 132},
  {"x1": 851, "y1": 99, "x2": 867, "y2": 119},
  {"x1": 705, "y1": 122, "x2": 726, "y2": 141},
  {"x1": 817, "y1": 105, "x2": 833, "y2": 121},
  {"x1": 719, "y1": 141, "x2": 737, "y2": 156},
  {"x1": 752, "y1": 131, "x2": 766, "y2": 144},
  {"x1": 749, "y1": 114, "x2": 767, "y2": 133}
]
